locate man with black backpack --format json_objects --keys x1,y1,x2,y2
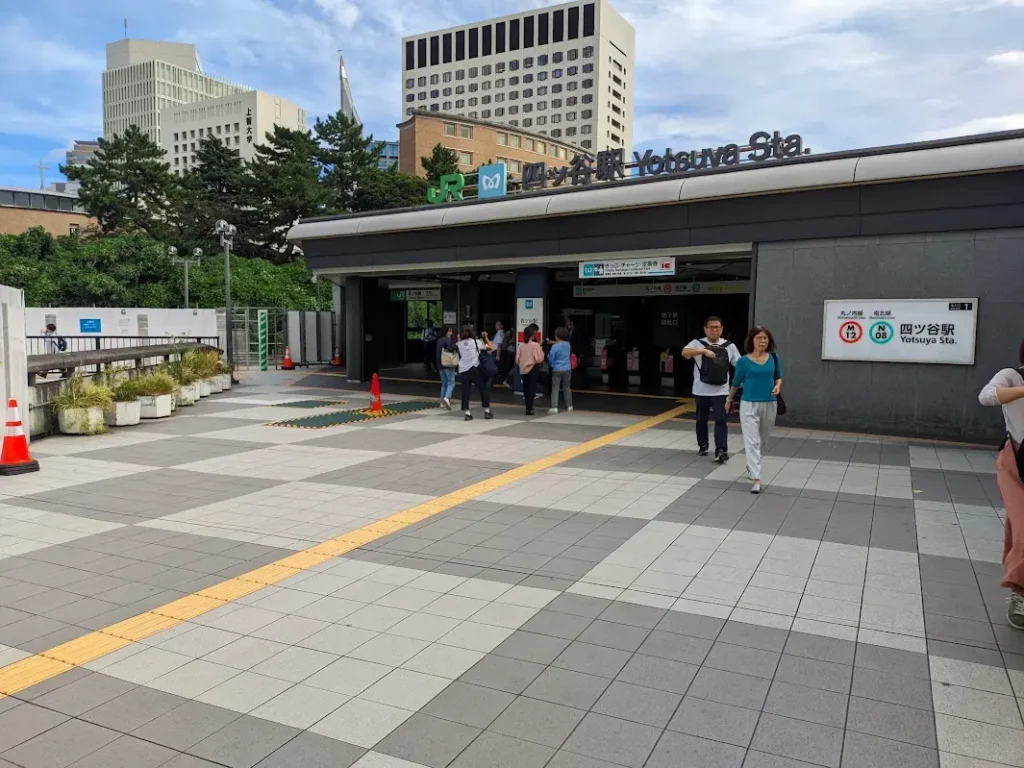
[{"x1": 683, "y1": 317, "x2": 741, "y2": 463}]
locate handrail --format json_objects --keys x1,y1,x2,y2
[{"x1": 27, "y1": 341, "x2": 220, "y2": 376}]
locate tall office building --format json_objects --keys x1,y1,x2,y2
[
  {"x1": 339, "y1": 53, "x2": 361, "y2": 125},
  {"x1": 102, "y1": 39, "x2": 248, "y2": 143},
  {"x1": 378, "y1": 141, "x2": 400, "y2": 171},
  {"x1": 401, "y1": 0, "x2": 634, "y2": 154}
]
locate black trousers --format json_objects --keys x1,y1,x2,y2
[
  {"x1": 695, "y1": 395, "x2": 729, "y2": 453},
  {"x1": 460, "y1": 366, "x2": 491, "y2": 412},
  {"x1": 523, "y1": 367, "x2": 540, "y2": 411}
]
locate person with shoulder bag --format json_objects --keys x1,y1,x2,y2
[
  {"x1": 515, "y1": 324, "x2": 546, "y2": 416},
  {"x1": 456, "y1": 327, "x2": 494, "y2": 421},
  {"x1": 727, "y1": 325, "x2": 783, "y2": 494},
  {"x1": 437, "y1": 327, "x2": 459, "y2": 410},
  {"x1": 682, "y1": 316, "x2": 741, "y2": 463},
  {"x1": 979, "y1": 338, "x2": 1024, "y2": 629}
]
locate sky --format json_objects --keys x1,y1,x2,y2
[{"x1": 1, "y1": 0, "x2": 1023, "y2": 190}]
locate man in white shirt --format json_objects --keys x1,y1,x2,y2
[{"x1": 682, "y1": 316, "x2": 741, "y2": 462}]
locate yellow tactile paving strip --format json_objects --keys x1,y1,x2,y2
[{"x1": 0, "y1": 404, "x2": 689, "y2": 699}]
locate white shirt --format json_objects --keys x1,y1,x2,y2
[
  {"x1": 685, "y1": 337, "x2": 741, "y2": 397},
  {"x1": 457, "y1": 338, "x2": 481, "y2": 373},
  {"x1": 979, "y1": 368, "x2": 1024, "y2": 443},
  {"x1": 492, "y1": 329, "x2": 506, "y2": 350}
]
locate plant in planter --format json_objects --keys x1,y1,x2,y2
[
  {"x1": 217, "y1": 360, "x2": 233, "y2": 390},
  {"x1": 105, "y1": 379, "x2": 142, "y2": 427},
  {"x1": 199, "y1": 350, "x2": 224, "y2": 393},
  {"x1": 51, "y1": 374, "x2": 114, "y2": 435},
  {"x1": 136, "y1": 372, "x2": 177, "y2": 419},
  {"x1": 184, "y1": 350, "x2": 218, "y2": 397},
  {"x1": 163, "y1": 357, "x2": 200, "y2": 405}
]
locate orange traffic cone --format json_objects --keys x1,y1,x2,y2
[
  {"x1": 331, "y1": 348, "x2": 342, "y2": 367},
  {"x1": 282, "y1": 346, "x2": 295, "y2": 370},
  {"x1": 1, "y1": 399, "x2": 39, "y2": 476},
  {"x1": 370, "y1": 373, "x2": 382, "y2": 413}
]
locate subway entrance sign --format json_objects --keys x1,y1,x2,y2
[{"x1": 390, "y1": 288, "x2": 441, "y2": 301}]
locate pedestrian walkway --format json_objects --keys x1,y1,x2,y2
[{"x1": 0, "y1": 379, "x2": 1018, "y2": 768}]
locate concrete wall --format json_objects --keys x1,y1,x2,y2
[{"x1": 753, "y1": 228, "x2": 1024, "y2": 443}]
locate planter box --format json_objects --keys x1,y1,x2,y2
[
  {"x1": 170, "y1": 393, "x2": 178, "y2": 411},
  {"x1": 140, "y1": 395, "x2": 172, "y2": 419},
  {"x1": 57, "y1": 407, "x2": 105, "y2": 435},
  {"x1": 105, "y1": 400, "x2": 142, "y2": 427},
  {"x1": 179, "y1": 383, "x2": 199, "y2": 405},
  {"x1": 198, "y1": 380, "x2": 212, "y2": 398},
  {"x1": 207, "y1": 377, "x2": 223, "y2": 394},
  {"x1": 220, "y1": 373, "x2": 233, "y2": 391}
]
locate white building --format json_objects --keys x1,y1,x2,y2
[
  {"x1": 400, "y1": 0, "x2": 634, "y2": 155},
  {"x1": 102, "y1": 39, "x2": 249, "y2": 143},
  {"x1": 339, "y1": 53, "x2": 361, "y2": 125},
  {"x1": 159, "y1": 90, "x2": 307, "y2": 172}
]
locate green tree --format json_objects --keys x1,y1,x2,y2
[
  {"x1": 421, "y1": 144, "x2": 460, "y2": 185},
  {"x1": 351, "y1": 167, "x2": 429, "y2": 212},
  {"x1": 314, "y1": 111, "x2": 383, "y2": 212},
  {"x1": 176, "y1": 136, "x2": 252, "y2": 250},
  {"x1": 61, "y1": 125, "x2": 179, "y2": 240},
  {"x1": 247, "y1": 126, "x2": 329, "y2": 264}
]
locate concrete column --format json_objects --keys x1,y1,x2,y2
[
  {"x1": 344, "y1": 276, "x2": 363, "y2": 383},
  {"x1": 332, "y1": 279, "x2": 346, "y2": 361}
]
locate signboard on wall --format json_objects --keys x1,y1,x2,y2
[
  {"x1": 821, "y1": 299, "x2": 978, "y2": 365},
  {"x1": 573, "y1": 280, "x2": 751, "y2": 298},
  {"x1": 442, "y1": 311, "x2": 457, "y2": 325},
  {"x1": 516, "y1": 297, "x2": 544, "y2": 342},
  {"x1": 79, "y1": 318, "x2": 102, "y2": 333},
  {"x1": 391, "y1": 288, "x2": 441, "y2": 302},
  {"x1": 579, "y1": 257, "x2": 676, "y2": 279}
]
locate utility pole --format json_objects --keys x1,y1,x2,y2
[
  {"x1": 33, "y1": 160, "x2": 48, "y2": 190},
  {"x1": 168, "y1": 246, "x2": 202, "y2": 307},
  {"x1": 214, "y1": 220, "x2": 237, "y2": 381}
]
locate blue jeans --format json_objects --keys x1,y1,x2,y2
[
  {"x1": 439, "y1": 368, "x2": 456, "y2": 401},
  {"x1": 695, "y1": 395, "x2": 729, "y2": 454},
  {"x1": 512, "y1": 365, "x2": 523, "y2": 395}
]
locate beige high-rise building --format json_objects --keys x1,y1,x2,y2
[
  {"x1": 102, "y1": 39, "x2": 248, "y2": 143},
  {"x1": 400, "y1": 0, "x2": 635, "y2": 155},
  {"x1": 159, "y1": 90, "x2": 307, "y2": 173}
]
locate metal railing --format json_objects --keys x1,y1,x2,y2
[{"x1": 27, "y1": 335, "x2": 219, "y2": 356}]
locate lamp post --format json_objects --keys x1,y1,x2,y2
[
  {"x1": 214, "y1": 220, "x2": 237, "y2": 380},
  {"x1": 168, "y1": 246, "x2": 202, "y2": 308}
]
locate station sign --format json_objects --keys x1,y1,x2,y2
[
  {"x1": 821, "y1": 299, "x2": 978, "y2": 365},
  {"x1": 579, "y1": 257, "x2": 676, "y2": 279},
  {"x1": 390, "y1": 288, "x2": 441, "y2": 302},
  {"x1": 573, "y1": 281, "x2": 751, "y2": 298},
  {"x1": 477, "y1": 163, "x2": 508, "y2": 199}
]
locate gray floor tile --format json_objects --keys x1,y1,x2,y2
[
  {"x1": 490, "y1": 696, "x2": 586, "y2": 748},
  {"x1": 460, "y1": 654, "x2": 545, "y2": 694},
  {"x1": 520, "y1": 610, "x2": 593, "y2": 640},
  {"x1": 493, "y1": 630, "x2": 571, "y2": 665},
  {"x1": 450, "y1": 731, "x2": 555, "y2": 768},
  {"x1": 668, "y1": 696, "x2": 760, "y2": 747},
  {"x1": 159, "y1": 754, "x2": 225, "y2": 768},
  {"x1": 189, "y1": 716, "x2": 301, "y2": 768},
  {"x1": 80, "y1": 685, "x2": 187, "y2": 733},
  {"x1": 743, "y1": 751, "x2": 828, "y2": 767},
  {"x1": 687, "y1": 666, "x2": 772, "y2": 710},
  {"x1": 577, "y1": 620, "x2": 650, "y2": 653},
  {"x1": 522, "y1": 666, "x2": 611, "y2": 710},
  {"x1": 616, "y1": 654, "x2": 699, "y2": 696},
  {"x1": 253, "y1": 732, "x2": 365, "y2": 768},
  {"x1": 764, "y1": 680, "x2": 849, "y2": 728},
  {"x1": 553, "y1": 641, "x2": 631, "y2": 678},
  {"x1": 704, "y1": 642, "x2": 781, "y2": 680},
  {"x1": 751, "y1": 713, "x2": 844, "y2": 768},
  {"x1": 784, "y1": 632, "x2": 856, "y2": 666},
  {"x1": 31, "y1": 673, "x2": 136, "y2": 717},
  {"x1": 592, "y1": 681, "x2": 681, "y2": 728},
  {"x1": 65, "y1": 735, "x2": 179, "y2": 768},
  {"x1": 546, "y1": 750, "x2": 626, "y2": 768},
  {"x1": 131, "y1": 700, "x2": 241, "y2": 751},
  {"x1": 850, "y1": 667, "x2": 933, "y2": 711},
  {"x1": 375, "y1": 713, "x2": 480, "y2": 768},
  {"x1": 421, "y1": 681, "x2": 516, "y2": 729},
  {"x1": 718, "y1": 621, "x2": 790, "y2": 653},
  {"x1": 774, "y1": 654, "x2": 853, "y2": 694},
  {"x1": 562, "y1": 712, "x2": 661, "y2": 768},
  {"x1": 645, "y1": 731, "x2": 746, "y2": 768},
  {"x1": 597, "y1": 601, "x2": 666, "y2": 629},
  {"x1": 840, "y1": 731, "x2": 939, "y2": 768},
  {"x1": 845, "y1": 697, "x2": 937, "y2": 749},
  {"x1": 638, "y1": 630, "x2": 713, "y2": 665},
  {"x1": 854, "y1": 644, "x2": 930, "y2": 680},
  {"x1": 0, "y1": 702, "x2": 69, "y2": 752},
  {"x1": 2, "y1": 718, "x2": 120, "y2": 768}
]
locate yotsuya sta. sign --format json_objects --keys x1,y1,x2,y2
[{"x1": 634, "y1": 131, "x2": 809, "y2": 177}]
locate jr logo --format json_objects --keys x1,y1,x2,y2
[{"x1": 426, "y1": 173, "x2": 466, "y2": 204}]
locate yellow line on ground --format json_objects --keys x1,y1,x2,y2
[{"x1": 0, "y1": 403, "x2": 688, "y2": 699}]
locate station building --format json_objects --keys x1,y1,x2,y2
[{"x1": 287, "y1": 129, "x2": 1024, "y2": 443}]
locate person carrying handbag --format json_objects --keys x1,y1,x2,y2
[
  {"x1": 727, "y1": 326, "x2": 783, "y2": 494},
  {"x1": 456, "y1": 327, "x2": 493, "y2": 421},
  {"x1": 437, "y1": 327, "x2": 459, "y2": 410},
  {"x1": 515, "y1": 324, "x2": 546, "y2": 416}
]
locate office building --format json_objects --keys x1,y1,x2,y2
[
  {"x1": 339, "y1": 53, "x2": 361, "y2": 125},
  {"x1": 401, "y1": 0, "x2": 634, "y2": 154},
  {"x1": 397, "y1": 110, "x2": 583, "y2": 178},
  {"x1": 51, "y1": 140, "x2": 100, "y2": 194},
  {"x1": 160, "y1": 90, "x2": 307, "y2": 172},
  {"x1": 378, "y1": 141, "x2": 400, "y2": 171},
  {"x1": 102, "y1": 39, "x2": 248, "y2": 143}
]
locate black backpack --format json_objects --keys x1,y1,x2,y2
[
  {"x1": 697, "y1": 340, "x2": 733, "y2": 386},
  {"x1": 56, "y1": 336, "x2": 68, "y2": 352}
]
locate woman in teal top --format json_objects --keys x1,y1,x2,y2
[{"x1": 727, "y1": 326, "x2": 783, "y2": 494}]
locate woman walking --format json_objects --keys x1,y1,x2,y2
[
  {"x1": 516, "y1": 324, "x2": 546, "y2": 416},
  {"x1": 728, "y1": 326, "x2": 783, "y2": 494},
  {"x1": 548, "y1": 327, "x2": 574, "y2": 414},
  {"x1": 979, "y1": 340, "x2": 1024, "y2": 628},
  {"x1": 457, "y1": 327, "x2": 493, "y2": 421},
  {"x1": 437, "y1": 327, "x2": 458, "y2": 410}
]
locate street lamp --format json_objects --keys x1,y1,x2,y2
[
  {"x1": 168, "y1": 246, "x2": 202, "y2": 308},
  {"x1": 214, "y1": 220, "x2": 237, "y2": 380}
]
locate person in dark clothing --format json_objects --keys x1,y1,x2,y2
[{"x1": 422, "y1": 320, "x2": 438, "y2": 373}]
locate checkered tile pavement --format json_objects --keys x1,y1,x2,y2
[{"x1": 0, "y1": 378, "x2": 1019, "y2": 768}]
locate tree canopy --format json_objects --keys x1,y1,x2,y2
[{"x1": 421, "y1": 144, "x2": 460, "y2": 185}]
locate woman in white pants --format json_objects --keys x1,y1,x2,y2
[{"x1": 726, "y1": 326, "x2": 783, "y2": 494}]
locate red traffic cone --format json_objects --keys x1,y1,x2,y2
[
  {"x1": 331, "y1": 347, "x2": 342, "y2": 367},
  {"x1": 282, "y1": 346, "x2": 295, "y2": 370},
  {"x1": 1, "y1": 399, "x2": 39, "y2": 476},
  {"x1": 369, "y1": 373, "x2": 382, "y2": 413}
]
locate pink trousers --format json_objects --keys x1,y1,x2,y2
[{"x1": 997, "y1": 443, "x2": 1024, "y2": 590}]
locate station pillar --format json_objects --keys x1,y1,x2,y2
[{"x1": 514, "y1": 268, "x2": 550, "y2": 342}]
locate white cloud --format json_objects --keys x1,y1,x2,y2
[
  {"x1": 314, "y1": 0, "x2": 360, "y2": 27},
  {"x1": 987, "y1": 50, "x2": 1024, "y2": 66},
  {"x1": 916, "y1": 113, "x2": 1024, "y2": 140}
]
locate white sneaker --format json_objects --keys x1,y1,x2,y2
[
  {"x1": 567, "y1": 406, "x2": 574, "y2": 412},
  {"x1": 548, "y1": 408, "x2": 558, "y2": 415},
  {"x1": 1008, "y1": 592, "x2": 1024, "y2": 630},
  {"x1": 751, "y1": 481, "x2": 762, "y2": 494},
  {"x1": 442, "y1": 398, "x2": 452, "y2": 410}
]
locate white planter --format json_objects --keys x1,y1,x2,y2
[
  {"x1": 140, "y1": 394, "x2": 173, "y2": 419},
  {"x1": 220, "y1": 373, "x2": 233, "y2": 390},
  {"x1": 57, "y1": 407, "x2": 105, "y2": 435},
  {"x1": 170, "y1": 393, "x2": 178, "y2": 412},
  {"x1": 207, "y1": 377, "x2": 223, "y2": 394},
  {"x1": 105, "y1": 400, "x2": 142, "y2": 427},
  {"x1": 198, "y1": 380, "x2": 212, "y2": 398},
  {"x1": 179, "y1": 383, "x2": 199, "y2": 404}
]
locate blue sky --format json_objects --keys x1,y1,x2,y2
[{"x1": 1, "y1": 0, "x2": 1023, "y2": 189}]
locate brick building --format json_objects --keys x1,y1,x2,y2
[{"x1": 0, "y1": 187, "x2": 93, "y2": 237}]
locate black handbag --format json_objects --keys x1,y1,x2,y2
[
  {"x1": 771, "y1": 353, "x2": 787, "y2": 416},
  {"x1": 478, "y1": 345, "x2": 498, "y2": 381}
]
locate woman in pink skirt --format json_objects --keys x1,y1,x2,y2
[{"x1": 979, "y1": 340, "x2": 1024, "y2": 629}]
